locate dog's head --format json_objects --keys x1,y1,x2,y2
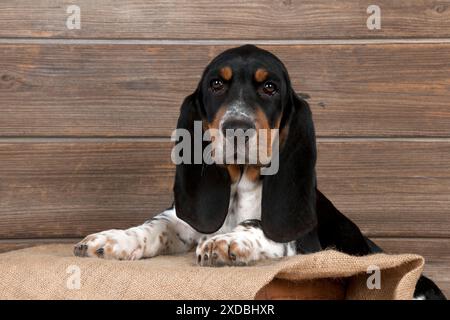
[
  {"x1": 197, "y1": 45, "x2": 292, "y2": 166},
  {"x1": 173, "y1": 45, "x2": 317, "y2": 242}
]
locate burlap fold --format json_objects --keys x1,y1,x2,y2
[{"x1": 0, "y1": 244, "x2": 424, "y2": 300}]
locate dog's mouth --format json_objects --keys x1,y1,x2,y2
[
  {"x1": 209, "y1": 127, "x2": 275, "y2": 167},
  {"x1": 223, "y1": 136, "x2": 252, "y2": 163}
]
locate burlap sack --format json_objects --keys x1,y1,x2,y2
[{"x1": 0, "y1": 244, "x2": 424, "y2": 300}]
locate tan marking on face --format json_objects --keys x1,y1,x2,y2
[
  {"x1": 255, "y1": 68, "x2": 268, "y2": 82},
  {"x1": 208, "y1": 106, "x2": 227, "y2": 162},
  {"x1": 202, "y1": 119, "x2": 209, "y2": 131},
  {"x1": 245, "y1": 166, "x2": 260, "y2": 182},
  {"x1": 227, "y1": 165, "x2": 242, "y2": 183},
  {"x1": 209, "y1": 105, "x2": 227, "y2": 130},
  {"x1": 255, "y1": 107, "x2": 270, "y2": 131},
  {"x1": 255, "y1": 108, "x2": 273, "y2": 161},
  {"x1": 220, "y1": 66, "x2": 232, "y2": 81}
]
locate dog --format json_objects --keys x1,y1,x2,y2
[{"x1": 74, "y1": 45, "x2": 446, "y2": 300}]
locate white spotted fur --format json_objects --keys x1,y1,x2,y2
[
  {"x1": 219, "y1": 171, "x2": 262, "y2": 233},
  {"x1": 74, "y1": 167, "x2": 296, "y2": 266}
]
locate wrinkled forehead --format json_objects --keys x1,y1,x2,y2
[{"x1": 203, "y1": 50, "x2": 286, "y2": 82}]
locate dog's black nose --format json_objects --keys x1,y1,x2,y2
[{"x1": 221, "y1": 118, "x2": 256, "y2": 137}]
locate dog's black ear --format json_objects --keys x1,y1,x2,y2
[
  {"x1": 261, "y1": 91, "x2": 318, "y2": 243},
  {"x1": 173, "y1": 91, "x2": 231, "y2": 234}
]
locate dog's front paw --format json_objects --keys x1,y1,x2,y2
[
  {"x1": 196, "y1": 233, "x2": 255, "y2": 267},
  {"x1": 74, "y1": 230, "x2": 143, "y2": 260}
]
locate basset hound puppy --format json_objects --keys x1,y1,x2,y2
[{"x1": 74, "y1": 45, "x2": 446, "y2": 300}]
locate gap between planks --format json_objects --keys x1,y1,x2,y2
[
  {"x1": 1, "y1": 137, "x2": 450, "y2": 143},
  {"x1": 2, "y1": 38, "x2": 450, "y2": 45}
]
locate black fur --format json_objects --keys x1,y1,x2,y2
[
  {"x1": 174, "y1": 44, "x2": 318, "y2": 242},
  {"x1": 316, "y1": 189, "x2": 371, "y2": 256},
  {"x1": 261, "y1": 92, "x2": 318, "y2": 242},
  {"x1": 173, "y1": 45, "x2": 446, "y2": 300},
  {"x1": 173, "y1": 93, "x2": 231, "y2": 234},
  {"x1": 315, "y1": 189, "x2": 446, "y2": 299}
]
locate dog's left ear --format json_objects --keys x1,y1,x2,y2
[
  {"x1": 261, "y1": 89, "x2": 318, "y2": 243},
  {"x1": 173, "y1": 91, "x2": 231, "y2": 234}
]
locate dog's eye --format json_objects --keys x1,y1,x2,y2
[
  {"x1": 210, "y1": 79, "x2": 224, "y2": 92},
  {"x1": 263, "y1": 81, "x2": 278, "y2": 95}
]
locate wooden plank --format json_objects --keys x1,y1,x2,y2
[
  {"x1": 0, "y1": 237, "x2": 448, "y2": 298},
  {"x1": 1, "y1": 1, "x2": 450, "y2": 39},
  {"x1": 318, "y1": 139, "x2": 450, "y2": 238},
  {"x1": 0, "y1": 140, "x2": 449, "y2": 239},
  {"x1": 1, "y1": 44, "x2": 450, "y2": 137},
  {"x1": 374, "y1": 238, "x2": 450, "y2": 298},
  {"x1": 0, "y1": 238, "x2": 78, "y2": 253},
  {"x1": 0, "y1": 141, "x2": 175, "y2": 238}
]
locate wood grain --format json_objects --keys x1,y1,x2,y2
[
  {"x1": 0, "y1": 237, "x2": 448, "y2": 298},
  {"x1": 317, "y1": 140, "x2": 450, "y2": 237},
  {"x1": 0, "y1": 140, "x2": 449, "y2": 239},
  {"x1": 0, "y1": 238, "x2": 77, "y2": 253},
  {"x1": 1, "y1": 44, "x2": 450, "y2": 137},
  {"x1": 0, "y1": 0, "x2": 450, "y2": 39},
  {"x1": 0, "y1": 0, "x2": 448, "y2": 299},
  {"x1": 0, "y1": 140, "x2": 174, "y2": 239}
]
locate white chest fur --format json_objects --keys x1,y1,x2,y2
[{"x1": 219, "y1": 172, "x2": 262, "y2": 233}]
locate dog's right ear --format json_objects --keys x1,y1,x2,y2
[{"x1": 173, "y1": 91, "x2": 231, "y2": 234}]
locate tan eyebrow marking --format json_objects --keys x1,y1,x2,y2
[
  {"x1": 255, "y1": 68, "x2": 268, "y2": 82},
  {"x1": 220, "y1": 66, "x2": 233, "y2": 81}
]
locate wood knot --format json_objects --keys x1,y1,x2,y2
[
  {"x1": 0, "y1": 74, "x2": 18, "y2": 90},
  {"x1": 434, "y1": 4, "x2": 447, "y2": 13},
  {"x1": 1, "y1": 74, "x2": 13, "y2": 82}
]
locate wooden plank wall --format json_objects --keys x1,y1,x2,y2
[{"x1": 0, "y1": 1, "x2": 449, "y2": 296}]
